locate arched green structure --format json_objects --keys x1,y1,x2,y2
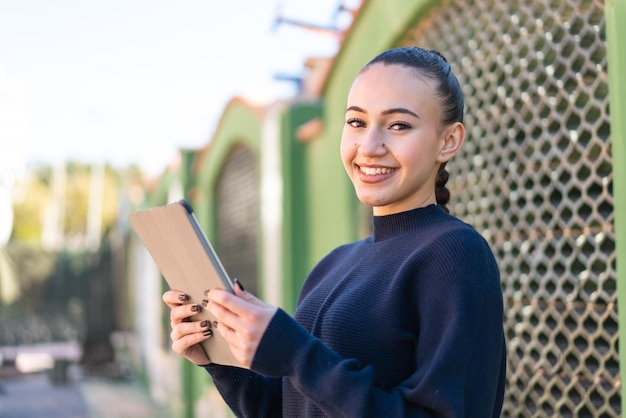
[{"x1": 192, "y1": 98, "x2": 263, "y2": 238}]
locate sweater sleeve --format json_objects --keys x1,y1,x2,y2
[
  {"x1": 251, "y1": 233, "x2": 505, "y2": 417},
  {"x1": 406, "y1": 234, "x2": 506, "y2": 417},
  {"x1": 203, "y1": 364, "x2": 282, "y2": 417}
]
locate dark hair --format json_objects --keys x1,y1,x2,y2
[{"x1": 363, "y1": 47, "x2": 464, "y2": 213}]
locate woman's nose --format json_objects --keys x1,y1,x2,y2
[{"x1": 358, "y1": 130, "x2": 387, "y2": 156}]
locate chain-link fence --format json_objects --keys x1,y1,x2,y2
[{"x1": 403, "y1": 0, "x2": 617, "y2": 416}]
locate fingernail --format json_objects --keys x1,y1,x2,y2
[
  {"x1": 178, "y1": 293, "x2": 189, "y2": 302},
  {"x1": 203, "y1": 330, "x2": 213, "y2": 337},
  {"x1": 200, "y1": 320, "x2": 208, "y2": 328},
  {"x1": 234, "y1": 278, "x2": 245, "y2": 291},
  {"x1": 201, "y1": 299, "x2": 209, "y2": 307},
  {"x1": 212, "y1": 321, "x2": 219, "y2": 329},
  {"x1": 203, "y1": 289, "x2": 210, "y2": 296},
  {"x1": 191, "y1": 304, "x2": 201, "y2": 313}
]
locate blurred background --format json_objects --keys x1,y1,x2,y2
[{"x1": 1, "y1": 0, "x2": 625, "y2": 417}]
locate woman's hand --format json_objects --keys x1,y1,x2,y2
[
  {"x1": 162, "y1": 290, "x2": 213, "y2": 365},
  {"x1": 207, "y1": 282, "x2": 278, "y2": 369}
]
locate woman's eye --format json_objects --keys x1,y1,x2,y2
[
  {"x1": 346, "y1": 118, "x2": 365, "y2": 128},
  {"x1": 389, "y1": 122, "x2": 411, "y2": 131}
]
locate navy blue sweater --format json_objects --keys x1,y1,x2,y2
[{"x1": 206, "y1": 205, "x2": 506, "y2": 417}]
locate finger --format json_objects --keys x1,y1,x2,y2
[
  {"x1": 234, "y1": 278, "x2": 245, "y2": 292},
  {"x1": 163, "y1": 290, "x2": 190, "y2": 307},
  {"x1": 208, "y1": 288, "x2": 261, "y2": 317},
  {"x1": 207, "y1": 309, "x2": 259, "y2": 369},
  {"x1": 170, "y1": 302, "x2": 203, "y2": 325},
  {"x1": 209, "y1": 288, "x2": 276, "y2": 332},
  {"x1": 171, "y1": 328, "x2": 213, "y2": 355},
  {"x1": 233, "y1": 284, "x2": 266, "y2": 307},
  {"x1": 231, "y1": 279, "x2": 264, "y2": 307},
  {"x1": 207, "y1": 294, "x2": 264, "y2": 345},
  {"x1": 206, "y1": 293, "x2": 240, "y2": 332},
  {"x1": 205, "y1": 312, "x2": 253, "y2": 367},
  {"x1": 207, "y1": 294, "x2": 265, "y2": 347},
  {"x1": 170, "y1": 319, "x2": 213, "y2": 341}
]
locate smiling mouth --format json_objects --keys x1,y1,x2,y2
[{"x1": 358, "y1": 165, "x2": 396, "y2": 175}]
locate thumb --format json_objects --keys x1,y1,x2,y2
[
  {"x1": 233, "y1": 278, "x2": 246, "y2": 292},
  {"x1": 233, "y1": 278, "x2": 264, "y2": 306}
]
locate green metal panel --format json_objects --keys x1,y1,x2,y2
[
  {"x1": 605, "y1": 0, "x2": 626, "y2": 411},
  {"x1": 279, "y1": 102, "x2": 322, "y2": 312},
  {"x1": 179, "y1": 149, "x2": 197, "y2": 200}
]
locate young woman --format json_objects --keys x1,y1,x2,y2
[{"x1": 163, "y1": 47, "x2": 506, "y2": 417}]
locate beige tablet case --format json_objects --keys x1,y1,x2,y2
[{"x1": 128, "y1": 200, "x2": 240, "y2": 367}]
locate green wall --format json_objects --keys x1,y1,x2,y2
[{"x1": 279, "y1": 102, "x2": 321, "y2": 312}]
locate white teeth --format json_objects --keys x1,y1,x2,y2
[{"x1": 359, "y1": 166, "x2": 394, "y2": 175}]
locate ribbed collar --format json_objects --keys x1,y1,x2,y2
[{"x1": 371, "y1": 204, "x2": 449, "y2": 242}]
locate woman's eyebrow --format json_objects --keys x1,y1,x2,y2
[
  {"x1": 382, "y1": 107, "x2": 421, "y2": 119},
  {"x1": 345, "y1": 105, "x2": 420, "y2": 119},
  {"x1": 345, "y1": 105, "x2": 366, "y2": 114}
]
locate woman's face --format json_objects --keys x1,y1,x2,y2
[{"x1": 341, "y1": 62, "x2": 460, "y2": 216}]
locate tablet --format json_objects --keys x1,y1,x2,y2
[{"x1": 128, "y1": 199, "x2": 240, "y2": 367}]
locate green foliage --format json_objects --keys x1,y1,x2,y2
[
  {"x1": 4, "y1": 243, "x2": 57, "y2": 311},
  {"x1": 11, "y1": 161, "x2": 141, "y2": 244},
  {"x1": 11, "y1": 172, "x2": 50, "y2": 243}
]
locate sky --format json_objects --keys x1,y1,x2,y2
[{"x1": 0, "y1": 0, "x2": 357, "y2": 176}]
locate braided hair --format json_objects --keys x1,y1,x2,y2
[{"x1": 363, "y1": 47, "x2": 464, "y2": 213}]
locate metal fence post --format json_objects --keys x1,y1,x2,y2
[{"x1": 605, "y1": 0, "x2": 626, "y2": 412}]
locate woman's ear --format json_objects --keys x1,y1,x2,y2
[{"x1": 437, "y1": 122, "x2": 465, "y2": 163}]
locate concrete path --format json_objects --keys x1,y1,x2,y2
[
  {"x1": 0, "y1": 372, "x2": 89, "y2": 418},
  {"x1": 0, "y1": 369, "x2": 170, "y2": 418}
]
